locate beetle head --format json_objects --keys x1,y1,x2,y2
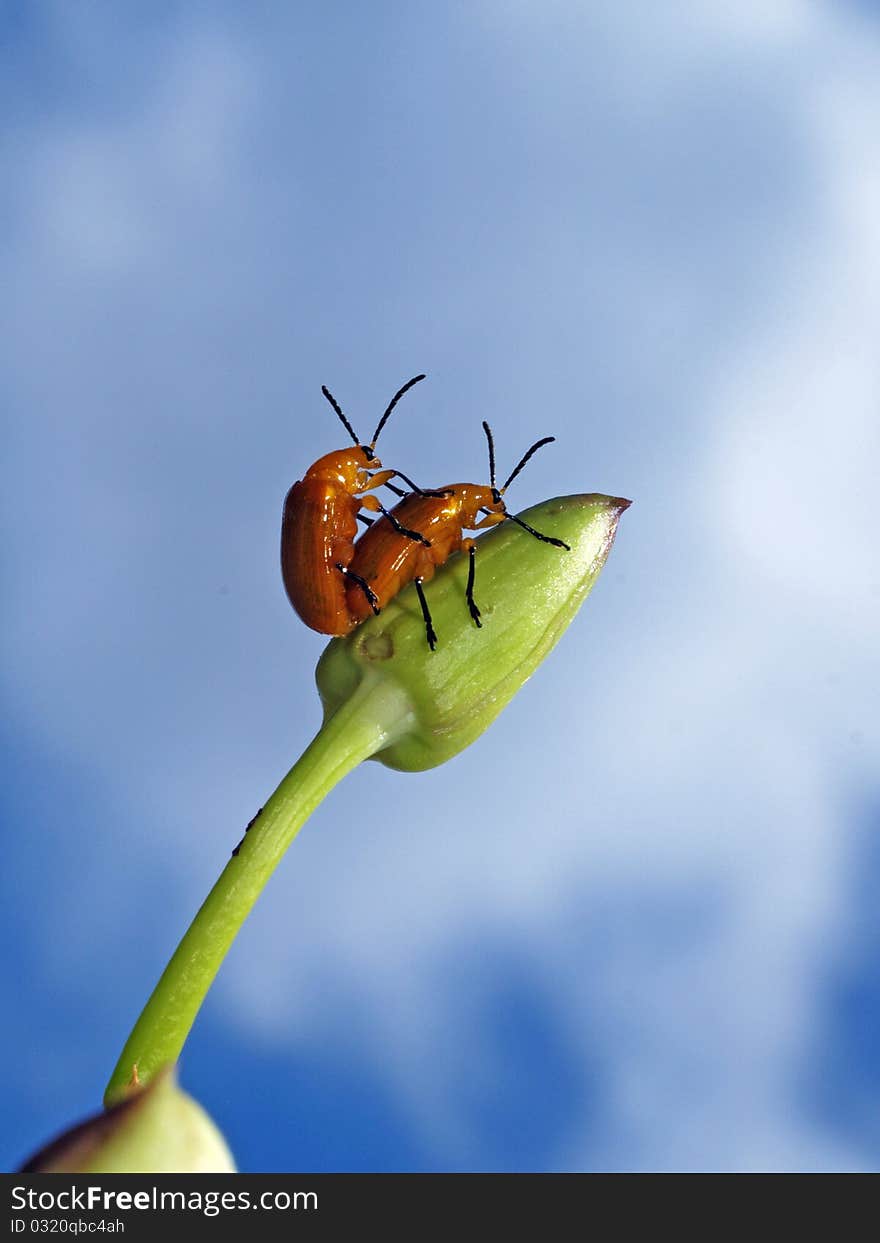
[
  {"x1": 305, "y1": 446, "x2": 379, "y2": 491},
  {"x1": 477, "y1": 422, "x2": 570, "y2": 548}
]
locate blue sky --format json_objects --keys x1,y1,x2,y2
[{"x1": 2, "y1": 1, "x2": 879, "y2": 1172}]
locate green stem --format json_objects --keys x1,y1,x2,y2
[{"x1": 104, "y1": 674, "x2": 413, "y2": 1106}]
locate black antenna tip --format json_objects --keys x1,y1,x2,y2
[
  {"x1": 370, "y1": 373, "x2": 429, "y2": 446},
  {"x1": 499, "y1": 432, "x2": 557, "y2": 494},
  {"x1": 321, "y1": 383, "x2": 361, "y2": 446}
]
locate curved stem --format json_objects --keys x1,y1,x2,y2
[{"x1": 104, "y1": 674, "x2": 413, "y2": 1105}]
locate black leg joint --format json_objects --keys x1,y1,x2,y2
[
  {"x1": 377, "y1": 505, "x2": 432, "y2": 546},
  {"x1": 466, "y1": 544, "x2": 482, "y2": 628},
  {"x1": 391, "y1": 471, "x2": 453, "y2": 499},
  {"x1": 414, "y1": 578, "x2": 437, "y2": 651},
  {"x1": 337, "y1": 563, "x2": 380, "y2": 614}
]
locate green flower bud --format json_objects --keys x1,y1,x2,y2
[
  {"x1": 23, "y1": 1068, "x2": 236, "y2": 1173},
  {"x1": 316, "y1": 493, "x2": 630, "y2": 770},
  {"x1": 103, "y1": 494, "x2": 629, "y2": 1110}
]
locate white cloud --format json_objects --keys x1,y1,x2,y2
[{"x1": 4, "y1": 1, "x2": 880, "y2": 1170}]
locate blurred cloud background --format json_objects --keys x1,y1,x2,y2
[{"x1": 2, "y1": 0, "x2": 879, "y2": 1172}]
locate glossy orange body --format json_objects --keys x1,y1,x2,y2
[
  {"x1": 281, "y1": 447, "x2": 392, "y2": 635},
  {"x1": 346, "y1": 484, "x2": 503, "y2": 622},
  {"x1": 280, "y1": 374, "x2": 427, "y2": 636}
]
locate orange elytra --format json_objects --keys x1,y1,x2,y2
[{"x1": 280, "y1": 374, "x2": 431, "y2": 635}]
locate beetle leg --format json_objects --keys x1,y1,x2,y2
[
  {"x1": 376, "y1": 504, "x2": 432, "y2": 546},
  {"x1": 462, "y1": 539, "x2": 482, "y2": 628},
  {"x1": 388, "y1": 470, "x2": 453, "y2": 498},
  {"x1": 362, "y1": 469, "x2": 397, "y2": 492},
  {"x1": 356, "y1": 512, "x2": 375, "y2": 527},
  {"x1": 362, "y1": 492, "x2": 428, "y2": 542},
  {"x1": 336, "y1": 563, "x2": 380, "y2": 614},
  {"x1": 361, "y1": 493, "x2": 431, "y2": 541},
  {"x1": 472, "y1": 511, "x2": 506, "y2": 531},
  {"x1": 382, "y1": 478, "x2": 451, "y2": 499},
  {"x1": 364, "y1": 468, "x2": 449, "y2": 499},
  {"x1": 414, "y1": 578, "x2": 438, "y2": 651}
]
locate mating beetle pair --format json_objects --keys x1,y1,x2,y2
[{"x1": 280, "y1": 375, "x2": 569, "y2": 651}]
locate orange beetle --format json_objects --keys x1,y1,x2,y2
[
  {"x1": 346, "y1": 421, "x2": 569, "y2": 649},
  {"x1": 281, "y1": 375, "x2": 434, "y2": 635}
]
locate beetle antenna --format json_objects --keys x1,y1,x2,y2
[
  {"x1": 370, "y1": 374, "x2": 427, "y2": 446},
  {"x1": 482, "y1": 421, "x2": 497, "y2": 492},
  {"x1": 500, "y1": 436, "x2": 555, "y2": 493},
  {"x1": 321, "y1": 385, "x2": 361, "y2": 447}
]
